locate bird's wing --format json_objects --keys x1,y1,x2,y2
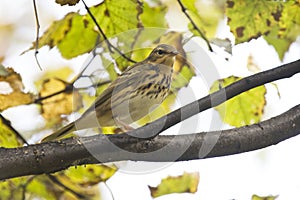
[{"x1": 82, "y1": 62, "x2": 153, "y2": 116}]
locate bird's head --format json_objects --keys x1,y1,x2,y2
[{"x1": 146, "y1": 44, "x2": 178, "y2": 67}]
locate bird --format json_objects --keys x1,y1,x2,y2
[{"x1": 41, "y1": 44, "x2": 178, "y2": 142}]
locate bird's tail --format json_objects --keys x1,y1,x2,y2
[{"x1": 41, "y1": 122, "x2": 76, "y2": 142}]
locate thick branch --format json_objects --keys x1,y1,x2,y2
[
  {"x1": 1, "y1": 104, "x2": 299, "y2": 180},
  {"x1": 0, "y1": 59, "x2": 299, "y2": 180},
  {"x1": 129, "y1": 59, "x2": 300, "y2": 138}
]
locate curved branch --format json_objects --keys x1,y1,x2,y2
[
  {"x1": 0, "y1": 60, "x2": 299, "y2": 180},
  {"x1": 0, "y1": 104, "x2": 299, "y2": 180},
  {"x1": 129, "y1": 59, "x2": 300, "y2": 138}
]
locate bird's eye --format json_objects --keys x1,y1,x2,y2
[{"x1": 157, "y1": 49, "x2": 164, "y2": 56}]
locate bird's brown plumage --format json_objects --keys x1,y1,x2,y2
[{"x1": 41, "y1": 44, "x2": 178, "y2": 142}]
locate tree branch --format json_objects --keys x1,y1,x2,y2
[
  {"x1": 129, "y1": 59, "x2": 300, "y2": 138},
  {"x1": 1, "y1": 104, "x2": 299, "y2": 180},
  {"x1": 0, "y1": 59, "x2": 299, "y2": 180}
]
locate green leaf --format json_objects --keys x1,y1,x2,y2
[
  {"x1": 263, "y1": 28, "x2": 292, "y2": 60},
  {"x1": 0, "y1": 176, "x2": 58, "y2": 200},
  {"x1": 50, "y1": 165, "x2": 116, "y2": 198},
  {"x1": 0, "y1": 165, "x2": 116, "y2": 200},
  {"x1": 90, "y1": 0, "x2": 142, "y2": 37},
  {"x1": 226, "y1": 0, "x2": 300, "y2": 60},
  {"x1": 36, "y1": 12, "x2": 76, "y2": 50},
  {"x1": 60, "y1": 164, "x2": 117, "y2": 185},
  {"x1": 149, "y1": 172, "x2": 199, "y2": 198},
  {"x1": 55, "y1": 0, "x2": 80, "y2": 6},
  {"x1": 101, "y1": 1, "x2": 169, "y2": 72},
  {"x1": 28, "y1": 11, "x2": 97, "y2": 58},
  {"x1": 0, "y1": 116, "x2": 23, "y2": 147},
  {"x1": 182, "y1": 0, "x2": 222, "y2": 38},
  {"x1": 252, "y1": 194, "x2": 278, "y2": 200},
  {"x1": 210, "y1": 76, "x2": 266, "y2": 127},
  {"x1": 30, "y1": 0, "x2": 143, "y2": 59},
  {"x1": 264, "y1": 1, "x2": 300, "y2": 60},
  {"x1": 278, "y1": 1, "x2": 300, "y2": 39},
  {"x1": 140, "y1": 2, "x2": 168, "y2": 28},
  {"x1": 26, "y1": 176, "x2": 57, "y2": 200},
  {"x1": 0, "y1": 177, "x2": 27, "y2": 200},
  {"x1": 226, "y1": 0, "x2": 282, "y2": 43},
  {"x1": 57, "y1": 13, "x2": 98, "y2": 59}
]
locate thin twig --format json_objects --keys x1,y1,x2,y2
[
  {"x1": 81, "y1": 0, "x2": 136, "y2": 63},
  {"x1": 33, "y1": 78, "x2": 111, "y2": 104},
  {"x1": 69, "y1": 55, "x2": 95, "y2": 84},
  {"x1": 103, "y1": 182, "x2": 115, "y2": 200},
  {"x1": 32, "y1": 0, "x2": 43, "y2": 70},
  {"x1": 177, "y1": 0, "x2": 213, "y2": 52},
  {"x1": 75, "y1": 79, "x2": 111, "y2": 90},
  {"x1": 69, "y1": 36, "x2": 101, "y2": 84},
  {"x1": 21, "y1": 176, "x2": 36, "y2": 200},
  {"x1": 33, "y1": 78, "x2": 74, "y2": 104},
  {"x1": 47, "y1": 174, "x2": 86, "y2": 199},
  {"x1": 34, "y1": 87, "x2": 70, "y2": 104}
]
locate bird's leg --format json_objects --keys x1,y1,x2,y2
[{"x1": 115, "y1": 117, "x2": 134, "y2": 132}]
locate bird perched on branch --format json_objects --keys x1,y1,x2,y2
[{"x1": 41, "y1": 44, "x2": 178, "y2": 142}]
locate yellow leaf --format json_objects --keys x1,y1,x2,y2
[
  {"x1": 149, "y1": 172, "x2": 199, "y2": 198},
  {"x1": 0, "y1": 116, "x2": 23, "y2": 147},
  {"x1": 62, "y1": 164, "x2": 117, "y2": 184},
  {"x1": 210, "y1": 76, "x2": 266, "y2": 127},
  {"x1": 52, "y1": 164, "x2": 117, "y2": 198},
  {"x1": 252, "y1": 194, "x2": 278, "y2": 200},
  {"x1": 226, "y1": 0, "x2": 281, "y2": 43},
  {"x1": 0, "y1": 177, "x2": 28, "y2": 200},
  {"x1": 0, "y1": 67, "x2": 34, "y2": 111},
  {"x1": 227, "y1": 0, "x2": 300, "y2": 60},
  {"x1": 40, "y1": 78, "x2": 83, "y2": 125},
  {"x1": 26, "y1": 176, "x2": 57, "y2": 200},
  {"x1": 27, "y1": 0, "x2": 143, "y2": 59},
  {"x1": 182, "y1": 0, "x2": 222, "y2": 38},
  {"x1": 55, "y1": 0, "x2": 79, "y2": 6}
]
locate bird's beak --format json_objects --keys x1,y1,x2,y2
[{"x1": 171, "y1": 50, "x2": 179, "y2": 56}]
